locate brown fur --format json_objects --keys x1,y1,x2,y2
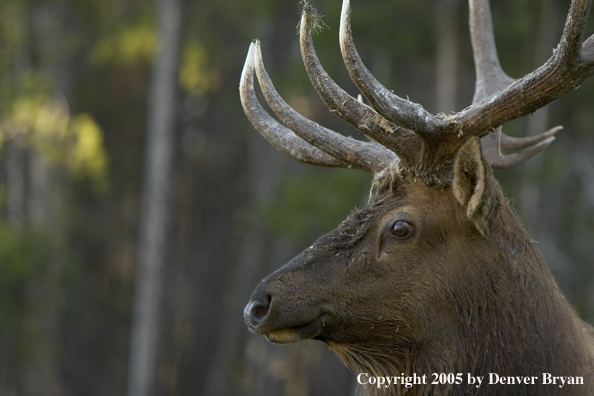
[{"x1": 244, "y1": 139, "x2": 594, "y2": 395}]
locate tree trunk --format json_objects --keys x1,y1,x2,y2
[
  {"x1": 127, "y1": 1, "x2": 183, "y2": 395},
  {"x1": 22, "y1": 3, "x2": 76, "y2": 395}
]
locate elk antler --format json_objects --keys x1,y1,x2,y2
[
  {"x1": 241, "y1": 0, "x2": 594, "y2": 185},
  {"x1": 467, "y1": 0, "x2": 563, "y2": 168},
  {"x1": 240, "y1": 43, "x2": 349, "y2": 169},
  {"x1": 338, "y1": 0, "x2": 574, "y2": 173},
  {"x1": 339, "y1": 0, "x2": 450, "y2": 147},
  {"x1": 241, "y1": 41, "x2": 397, "y2": 174},
  {"x1": 468, "y1": 0, "x2": 515, "y2": 104},
  {"x1": 298, "y1": 5, "x2": 423, "y2": 168},
  {"x1": 458, "y1": 0, "x2": 594, "y2": 148},
  {"x1": 480, "y1": 126, "x2": 561, "y2": 169}
]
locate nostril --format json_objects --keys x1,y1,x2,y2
[{"x1": 248, "y1": 294, "x2": 271, "y2": 324}]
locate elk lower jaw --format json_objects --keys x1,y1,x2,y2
[{"x1": 263, "y1": 315, "x2": 328, "y2": 344}]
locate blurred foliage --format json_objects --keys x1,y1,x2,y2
[
  {"x1": 0, "y1": 71, "x2": 108, "y2": 190},
  {"x1": 0, "y1": 0, "x2": 592, "y2": 394},
  {"x1": 67, "y1": 113, "x2": 108, "y2": 188},
  {"x1": 179, "y1": 41, "x2": 221, "y2": 95},
  {"x1": 91, "y1": 23, "x2": 156, "y2": 67},
  {"x1": 0, "y1": 223, "x2": 51, "y2": 356}
]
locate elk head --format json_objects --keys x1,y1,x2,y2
[{"x1": 240, "y1": 0, "x2": 594, "y2": 391}]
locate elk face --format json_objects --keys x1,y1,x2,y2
[
  {"x1": 245, "y1": 139, "x2": 500, "y2": 350},
  {"x1": 243, "y1": 176, "x2": 446, "y2": 346}
]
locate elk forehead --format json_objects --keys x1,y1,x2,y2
[
  {"x1": 327, "y1": 175, "x2": 407, "y2": 249},
  {"x1": 305, "y1": 169, "x2": 475, "y2": 264}
]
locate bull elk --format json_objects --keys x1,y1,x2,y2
[{"x1": 240, "y1": 0, "x2": 594, "y2": 394}]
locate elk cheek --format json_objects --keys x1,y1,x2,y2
[{"x1": 379, "y1": 237, "x2": 410, "y2": 258}]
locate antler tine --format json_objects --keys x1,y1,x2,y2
[
  {"x1": 240, "y1": 43, "x2": 348, "y2": 168},
  {"x1": 252, "y1": 41, "x2": 397, "y2": 174},
  {"x1": 558, "y1": 0, "x2": 593, "y2": 62},
  {"x1": 482, "y1": 132, "x2": 556, "y2": 169},
  {"x1": 584, "y1": 34, "x2": 594, "y2": 63},
  {"x1": 299, "y1": 6, "x2": 422, "y2": 167},
  {"x1": 497, "y1": 126, "x2": 562, "y2": 150},
  {"x1": 480, "y1": 126, "x2": 562, "y2": 169},
  {"x1": 469, "y1": 0, "x2": 515, "y2": 103},
  {"x1": 456, "y1": 0, "x2": 594, "y2": 143},
  {"x1": 339, "y1": 0, "x2": 450, "y2": 146}
]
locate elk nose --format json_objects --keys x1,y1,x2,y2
[{"x1": 244, "y1": 294, "x2": 271, "y2": 326}]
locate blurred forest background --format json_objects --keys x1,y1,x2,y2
[{"x1": 0, "y1": 0, "x2": 593, "y2": 395}]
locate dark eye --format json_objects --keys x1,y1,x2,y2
[{"x1": 391, "y1": 221, "x2": 413, "y2": 239}]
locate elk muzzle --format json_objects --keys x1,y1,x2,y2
[{"x1": 244, "y1": 254, "x2": 332, "y2": 344}]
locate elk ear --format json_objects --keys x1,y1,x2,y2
[{"x1": 452, "y1": 137, "x2": 498, "y2": 233}]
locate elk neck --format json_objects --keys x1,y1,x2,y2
[{"x1": 325, "y1": 176, "x2": 594, "y2": 395}]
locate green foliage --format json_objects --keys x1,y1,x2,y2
[
  {"x1": 90, "y1": 22, "x2": 156, "y2": 67},
  {"x1": 262, "y1": 169, "x2": 371, "y2": 239},
  {"x1": 0, "y1": 225, "x2": 49, "y2": 286},
  {"x1": 67, "y1": 114, "x2": 109, "y2": 189}
]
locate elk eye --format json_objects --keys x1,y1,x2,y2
[{"x1": 391, "y1": 221, "x2": 413, "y2": 239}]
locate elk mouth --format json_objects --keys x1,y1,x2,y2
[
  {"x1": 244, "y1": 300, "x2": 329, "y2": 344},
  {"x1": 244, "y1": 285, "x2": 332, "y2": 343},
  {"x1": 264, "y1": 315, "x2": 327, "y2": 344}
]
